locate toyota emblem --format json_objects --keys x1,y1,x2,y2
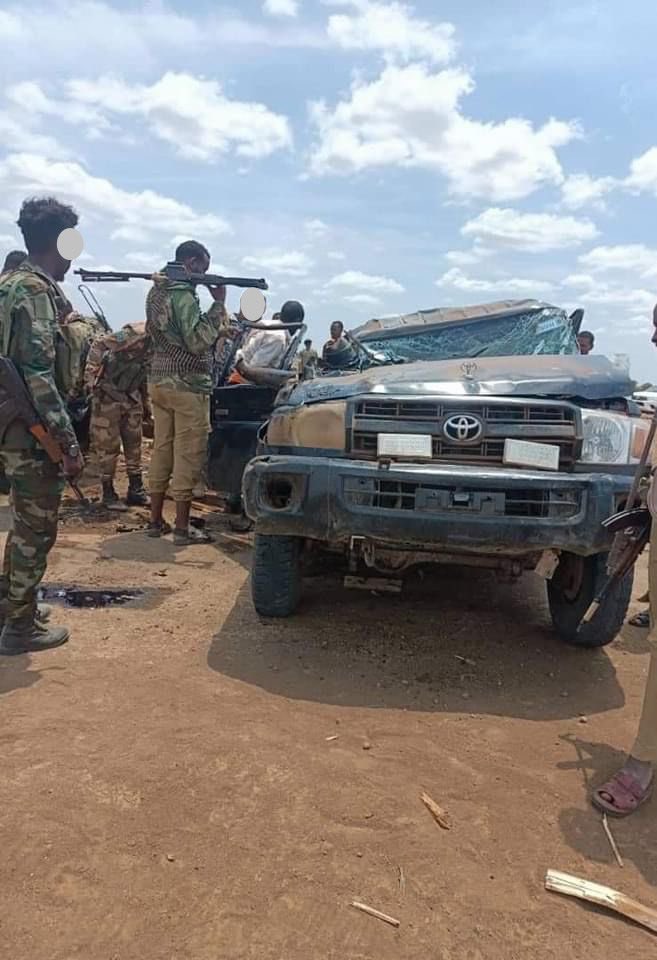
[{"x1": 443, "y1": 414, "x2": 483, "y2": 443}]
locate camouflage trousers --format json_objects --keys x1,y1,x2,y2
[
  {"x1": 90, "y1": 392, "x2": 143, "y2": 482},
  {"x1": 0, "y1": 447, "x2": 63, "y2": 622}
]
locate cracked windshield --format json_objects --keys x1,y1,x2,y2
[{"x1": 362, "y1": 308, "x2": 578, "y2": 363}]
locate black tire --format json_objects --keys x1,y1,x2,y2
[
  {"x1": 251, "y1": 533, "x2": 303, "y2": 617},
  {"x1": 548, "y1": 551, "x2": 634, "y2": 648}
]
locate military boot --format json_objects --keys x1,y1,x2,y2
[
  {"x1": 0, "y1": 617, "x2": 69, "y2": 656},
  {"x1": 125, "y1": 473, "x2": 149, "y2": 507},
  {"x1": 0, "y1": 600, "x2": 52, "y2": 629},
  {"x1": 102, "y1": 480, "x2": 128, "y2": 512}
]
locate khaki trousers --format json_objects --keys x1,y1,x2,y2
[
  {"x1": 633, "y1": 520, "x2": 657, "y2": 762},
  {"x1": 148, "y1": 384, "x2": 209, "y2": 502}
]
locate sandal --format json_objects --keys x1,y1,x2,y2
[
  {"x1": 173, "y1": 526, "x2": 215, "y2": 546},
  {"x1": 146, "y1": 521, "x2": 172, "y2": 539},
  {"x1": 629, "y1": 610, "x2": 650, "y2": 628},
  {"x1": 592, "y1": 769, "x2": 654, "y2": 818}
]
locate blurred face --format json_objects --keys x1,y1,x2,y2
[
  {"x1": 577, "y1": 334, "x2": 593, "y2": 355},
  {"x1": 330, "y1": 322, "x2": 343, "y2": 340},
  {"x1": 185, "y1": 252, "x2": 210, "y2": 275}
]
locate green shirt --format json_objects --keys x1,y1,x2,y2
[
  {"x1": 0, "y1": 261, "x2": 76, "y2": 448},
  {"x1": 146, "y1": 279, "x2": 228, "y2": 395}
]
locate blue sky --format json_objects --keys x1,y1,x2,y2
[{"x1": 1, "y1": 0, "x2": 656, "y2": 380}]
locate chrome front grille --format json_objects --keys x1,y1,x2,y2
[{"x1": 350, "y1": 397, "x2": 579, "y2": 467}]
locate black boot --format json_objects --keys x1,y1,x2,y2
[
  {"x1": 126, "y1": 473, "x2": 149, "y2": 507},
  {"x1": 102, "y1": 480, "x2": 128, "y2": 512},
  {"x1": 0, "y1": 618, "x2": 69, "y2": 656}
]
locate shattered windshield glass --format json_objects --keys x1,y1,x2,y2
[{"x1": 359, "y1": 307, "x2": 577, "y2": 363}]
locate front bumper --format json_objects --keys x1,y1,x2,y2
[{"x1": 242, "y1": 455, "x2": 631, "y2": 556}]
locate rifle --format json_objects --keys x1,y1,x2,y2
[
  {"x1": 77, "y1": 284, "x2": 112, "y2": 333},
  {"x1": 0, "y1": 357, "x2": 89, "y2": 505},
  {"x1": 75, "y1": 262, "x2": 268, "y2": 291},
  {"x1": 580, "y1": 408, "x2": 657, "y2": 626}
]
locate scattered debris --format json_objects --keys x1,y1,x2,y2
[
  {"x1": 38, "y1": 585, "x2": 144, "y2": 608},
  {"x1": 166, "y1": 854, "x2": 175, "y2": 863},
  {"x1": 154, "y1": 569, "x2": 168, "y2": 578},
  {"x1": 602, "y1": 814, "x2": 624, "y2": 868},
  {"x1": 344, "y1": 575, "x2": 402, "y2": 594},
  {"x1": 578, "y1": 716, "x2": 588, "y2": 724},
  {"x1": 398, "y1": 866, "x2": 406, "y2": 897},
  {"x1": 421, "y1": 791, "x2": 451, "y2": 830},
  {"x1": 325, "y1": 735, "x2": 339, "y2": 742},
  {"x1": 362, "y1": 741, "x2": 372, "y2": 751},
  {"x1": 455, "y1": 655, "x2": 476, "y2": 667},
  {"x1": 351, "y1": 901, "x2": 400, "y2": 928},
  {"x1": 545, "y1": 870, "x2": 657, "y2": 934}
]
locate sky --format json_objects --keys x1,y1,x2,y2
[{"x1": 1, "y1": 0, "x2": 657, "y2": 381}]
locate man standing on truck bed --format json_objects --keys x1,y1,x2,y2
[
  {"x1": 85, "y1": 322, "x2": 151, "y2": 510},
  {"x1": 0, "y1": 197, "x2": 84, "y2": 655},
  {"x1": 145, "y1": 240, "x2": 228, "y2": 544}
]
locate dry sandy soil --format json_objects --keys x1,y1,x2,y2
[{"x1": 1, "y1": 479, "x2": 657, "y2": 960}]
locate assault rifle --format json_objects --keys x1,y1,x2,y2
[
  {"x1": 75, "y1": 262, "x2": 268, "y2": 291},
  {"x1": 0, "y1": 357, "x2": 88, "y2": 505}
]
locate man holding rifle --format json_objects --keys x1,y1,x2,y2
[
  {"x1": 0, "y1": 197, "x2": 84, "y2": 655},
  {"x1": 146, "y1": 240, "x2": 229, "y2": 544}
]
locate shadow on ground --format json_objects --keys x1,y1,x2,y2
[
  {"x1": 207, "y1": 566, "x2": 625, "y2": 721},
  {"x1": 558, "y1": 733, "x2": 657, "y2": 886}
]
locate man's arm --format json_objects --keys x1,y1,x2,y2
[
  {"x1": 171, "y1": 287, "x2": 228, "y2": 355},
  {"x1": 83, "y1": 336, "x2": 107, "y2": 393},
  {"x1": 12, "y1": 291, "x2": 77, "y2": 446}
]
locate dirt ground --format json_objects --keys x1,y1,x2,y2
[{"x1": 1, "y1": 478, "x2": 657, "y2": 960}]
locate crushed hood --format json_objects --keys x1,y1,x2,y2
[{"x1": 281, "y1": 354, "x2": 634, "y2": 408}]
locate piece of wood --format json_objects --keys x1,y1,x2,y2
[
  {"x1": 351, "y1": 901, "x2": 400, "y2": 928},
  {"x1": 602, "y1": 814, "x2": 624, "y2": 868},
  {"x1": 325, "y1": 735, "x2": 339, "y2": 742},
  {"x1": 421, "y1": 791, "x2": 451, "y2": 830},
  {"x1": 398, "y1": 866, "x2": 406, "y2": 897},
  {"x1": 545, "y1": 870, "x2": 657, "y2": 934}
]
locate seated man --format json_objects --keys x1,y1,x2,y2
[
  {"x1": 322, "y1": 320, "x2": 357, "y2": 369},
  {"x1": 230, "y1": 301, "x2": 304, "y2": 384}
]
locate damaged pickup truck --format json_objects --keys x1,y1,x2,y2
[{"x1": 243, "y1": 299, "x2": 646, "y2": 647}]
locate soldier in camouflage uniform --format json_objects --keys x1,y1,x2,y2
[
  {"x1": 1, "y1": 250, "x2": 27, "y2": 279},
  {"x1": 85, "y1": 323, "x2": 151, "y2": 510},
  {"x1": 0, "y1": 197, "x2": 84, "y2": 655},
  {"x1": 146, "y1": 240, "x2": 229, "y2": 544}
]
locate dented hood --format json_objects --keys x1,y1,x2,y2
[{"x1": 282, "y1": 354, "x2": 634, "y2": 407}]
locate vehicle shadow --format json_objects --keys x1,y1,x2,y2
[
  {"x1": 207, "y1": 567, "x2": 625, "y2": 721},
  {"x1": 557, "y1": 733, "x2": 657, "y2": 886}
]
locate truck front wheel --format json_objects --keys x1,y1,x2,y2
[
  {"x1": 547, "y1": 551, "x2": 633, "y2": 648},
  {"x1": 251, "y1": 533, "x2": 303, "y2": 617}
]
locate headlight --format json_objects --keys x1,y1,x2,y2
[
  {"x1": 580, "y1": 411, "x2": 651, "y2": 465},
  {"x1": 266, "y1": 401, "x2": 347, "y2": 451}
]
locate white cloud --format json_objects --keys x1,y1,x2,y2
[
  {"x1": 0, "y1": 153, "x2": 228, "y2": 242},
  {"x1": 564, "y1": 273, "x2": 655, "y2": 313},
  {"x1": 0, "y1": 2, "x2": 326, "y2": 80},
  {"x1": 325, "y1": 269, "x2": 404, "y2": 293},
  {"x1": 264, "y1": 0, "x2": 299, "y2": 16},
  {"x1": 344, "y1": 293, "x2": 381, "y2": 304},
  {"x1": 64, "y1": 73, "x2": 291, "y2": 162},
  {"x1": 561, "y1": 173, "x2": 618, "y2": 210},
  {"x1": 462, "y1": 207, "x2": 598, "y2": 252},
  {"x1": 241, "y1": 250, "x2": 314, "y2": 276},
  {"x1": 308, "y1": 63, "x2": 579, "y2": 200},
  {"x1": 445, "y1": 244, "x2": 492, "y2": 266},
  {"x1": 304, "y1": 218, "x2": 329, "y2": 237},
  {"x1": 626, "y1": 147, "x2": 657, "y2": 195},
  {"x1": 578, "y1": 244, "x2": 657, "y2": 278},
  {"x1": 327, "y1": 250, "x2": 346, "y2": 260},
  {"x1": 436, "y1": 267, "x2": 553, "y2": 295},
  {"x1": 327, "y1": 0, "x2": 456, "y2": 65}
]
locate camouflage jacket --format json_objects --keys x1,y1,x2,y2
[
  {"x1": 0, "y1": 260, "x2": 77, "y2": 449},
  {"x1": 85, "y1": 325, "x2": 151, "y2": 403},
  {"x1": 146, "y1": 277, "x2": 228, "y2": 395}
]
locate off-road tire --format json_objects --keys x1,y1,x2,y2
[
  {"x1": 548, "y1": 551, "x2": 634, "y2": 648},
  {"x1": 251, "y1": 533, "x2": 302, "y2": 617}
]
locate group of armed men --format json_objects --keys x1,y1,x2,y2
[{"x1": 0, "y1": 195, "x2": 350, "y2": 657}]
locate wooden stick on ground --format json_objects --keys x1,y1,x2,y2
[
  {"x1": 602, "y1": 814, "x2": 624, "y2": 868},
  {"x1": 545, "y1": 870, "x2": 657, "y2": 934},
  {"x1": 398, "y1": 866, "x2": 406, "y2": 897},
  {"x1": 351, "y1": 901, "x2": 400, "y2": 928},
  {"x1": 421, "y1": 791, "x2": 451, "y2": 830}
]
